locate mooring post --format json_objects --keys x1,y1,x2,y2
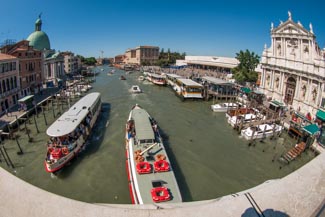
[
  {"x1": 34, "y1": 104, "x2": 38, "y2": 118},
  {"x1": 2, "y1": 145, "x2": 14, "y2": 168},
  {"x1": 52, "y1": 100, "x2": 55, "y2": 118},
  {"x1": 41, "y1": 106, "x2": 47, "y2": 126},
  {"x1": 33, "y1": 115, "x2": 40, "y2": 133},
  {"x1": 0, "y1": 146, "x2": 9, "y2": 166},
  {"x1": 24, "y1": 120, "x2": 31, "y2": 142},
  {"x1": 15, "y1": 136, "x2": 23, "y2": 155},
  {"x1": 15, "y1": 115, "x2": 20, "y2": 130}
]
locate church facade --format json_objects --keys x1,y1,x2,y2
[
  {"x1": 260, "y1": 12, "x2": 325, "y2": 117},
  {"x1": 27, "y1": 15, "x2": 64, "y2": 87}
]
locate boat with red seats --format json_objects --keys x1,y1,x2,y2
[
  {"x1": 44, "y1": 92, "x2": 102, "y2": 173},
  {"x1": 125, "y1": 104, "x2": 182, "y2": 204}
]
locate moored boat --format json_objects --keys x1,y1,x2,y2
[
  {"x1": 211, "y1": 102, "x2": 240, "y2": 112},
  {"x1": 125, "y1": 104, "x2": 182, "y2": 204},
  {"x1": 240, "y1": 123, "x2": 283, "y2": 140},
  {"x1": 228, "y1": 113, "x2": 257, "y2": 127},
  {"x1": 146, "y1": 72, "x2": 166, "y2": 85},
  {"x1": 44, "y1": 92, "x2": 102, "y2": 173}
]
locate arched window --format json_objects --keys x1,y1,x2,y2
[{"x1": 2, "y1": 80, "x2": 5, "y2": 92}]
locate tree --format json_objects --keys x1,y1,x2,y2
[{"x1": 233, "y1": 49, "x2": 260, "y2": 84}]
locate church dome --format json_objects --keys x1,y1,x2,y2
[{"x1": 26, "y1": 15, "x2": 51, "y2": 50}]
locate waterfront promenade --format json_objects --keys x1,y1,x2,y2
[{"x1": 1, "y1": 147, "x2": 325, "y2": 216}]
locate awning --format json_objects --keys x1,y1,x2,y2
[
  {"x1": 271, "y1": 100, "x2": 285, "y2": 107},
  {"x1": 241, "y1": 87, "x2": 251, "y2": 94},
  {"x1": 302, "y1": 124, "x2": 319, "y2": 135},
  {"x1": 316, "y1": 109, "x2": 325, "y2": 122}
]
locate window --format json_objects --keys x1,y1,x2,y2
[{"x1": 321, "y1": 98, "x2": 325, "y2": 108}]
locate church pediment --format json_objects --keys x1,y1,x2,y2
[{"x1": 273, "y1": 20, "x2": 312, "y2": 37}]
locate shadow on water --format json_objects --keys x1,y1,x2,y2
[
  {"x1": 241, "y1": 207, "x2": 289, "y2": 217},
  {"x1": 55, "y1": 102, "x2": 111, "y2": 178},
  {"x1": 159, "y1": 126, "x2": 193, "y2": 202}
]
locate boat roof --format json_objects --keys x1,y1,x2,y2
[
  {"x1": 131, "y1": 108, "x2": 155, "y2": 141},
  {"x1": 147, "y1": 73, "x2": 165, "y2": 78},
  {"x1": 177, "y1": 78, "x2": 203, "y2": 87},
  {"x1": 46, "y1": 92, "x2": 100, "y2": 137},
  {"x1": 18, "y1": 95, "x2": 34, "y2": 102},
  {"x1": 257, "y1": 124, "x2": 273, "y2": 131},
  {"x1": 166, "y1": 73, "x2": 182, "y2": 78}
]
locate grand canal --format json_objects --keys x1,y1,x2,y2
[{"x1": 0, "y1": 66, "x2": 316, "y2": 204}]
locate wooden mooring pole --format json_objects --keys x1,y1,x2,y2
[
  {"x1": 15, "y1": 136, "x2": 23, "y2": 155},
  {"x1": 0, "y1": 146, "x2": 9, "y2": 167},
  {"x1": 41, "y1": 106, "x2": 47, "y2": 126},
  {"x1": 1, "y1": 145, "x2": 14, "y2": 168},
  {"x1": 33, "y1": 115, "x2": 40, "y2": 133}
]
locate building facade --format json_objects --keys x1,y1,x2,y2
[
  {"x1": 27, "y1": 15, "x2": 64, "y2": 87},
  {"x1": 0, "y1": 53, "x2": 19, "y2": 113},
  {"x1": 260, "y1": 12, "x2": 325, "y2": 117},
  {"x1": 1, "y1": 40, "x2": 43, "y2": 97},
  {"x1": 184, "y1": 56, "x2": 239, "y2": 73},
  {"x1": 124, "y1": 46, "x2": 159, "y2": 65},
  {"x1": 61, "y1": 51, "x2": 81, "y2": 75}
]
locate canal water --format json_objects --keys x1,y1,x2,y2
[{"x1": 0, "y1": 66, "x2": 316, "y2": 204}]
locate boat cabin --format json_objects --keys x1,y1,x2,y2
[
  {"x1": 18, "y1": 95, "x2": 34, "y2": 111},
  {"x1": 175, "y1": 78, "x2": 203, "y2": 99}
]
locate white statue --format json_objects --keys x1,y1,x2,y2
[
  {"x1": 297, "y1": 21, "x2": 302, "y2": 27},
  {"x1": 309, "y1": 23, "x2": 314, "y2": 33},
  {"x1": 271, "y1": 22, "x2": 274, "y2": 30},
  {"x1": 288, "y1": 11, "x2": 292, "y2": 20},
  {"x1": 280, "y1": 20, "x2": 283, "y2": 25}
]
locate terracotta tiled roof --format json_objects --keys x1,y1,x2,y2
[{"x1": 0, "y1": 53, "x2": 17, "y2": 60}]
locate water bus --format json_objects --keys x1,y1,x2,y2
[
  {"x1": 125, "y1": 104, "x2": 182, "y2": 204},
  {"x1": 166, "y1": 74, "x2": 182, "y2": 89},
  {"x1": 44, "y1": 92, "x2": 102, "y2": 173},
  {"x1": 174, "y1": 78, "x2": 203, "y2": 100},
  {"x1": 146, "y1": 73, "x2": 167, "y2": 86},
  {"x1": 241, "y1": 123, "x2": 283, "y2": 140}
]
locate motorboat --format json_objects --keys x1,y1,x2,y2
[
  {"x1": 125, "y1": 104, "x2": 182, "y2": 204},
  {"x1": 241, "y1": 123, "x2": 283, "y2": 140},
  {"x1": 211, "y1": 102, "x2": 239, "y2": 112},
  {"x1": 130, "y1": 85, "x2": 142, "y2": 94},
  {"x1": 228, "y1": 113, "x2": 257, "y2": 127}
]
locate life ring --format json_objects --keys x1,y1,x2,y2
[
  {"x1": 154, "y1": 160, "x2": 170, "y2": 172},
  {"x1": 155, "y1": 154, "x2": 166, "y2": 161},
  {"x1": 136, "y1": 161, "x2": 151, "y2": 174},
  {"x1": 134, "y1": 155, "x2": 144, "y2": 163},
  {"x1": 151, "y1": 187, "x2": 170, "y2": 202},
  {"x1": 62, "y1": 147, "x2": 69, "y2": 155}
]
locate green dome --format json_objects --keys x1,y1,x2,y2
[{"x1": 27, "y1": 31, "x2": 51, "y2": 50}]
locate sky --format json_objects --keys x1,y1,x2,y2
[{"x1": 1, "y1": 0, "x2": 325, "y2": 59}]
